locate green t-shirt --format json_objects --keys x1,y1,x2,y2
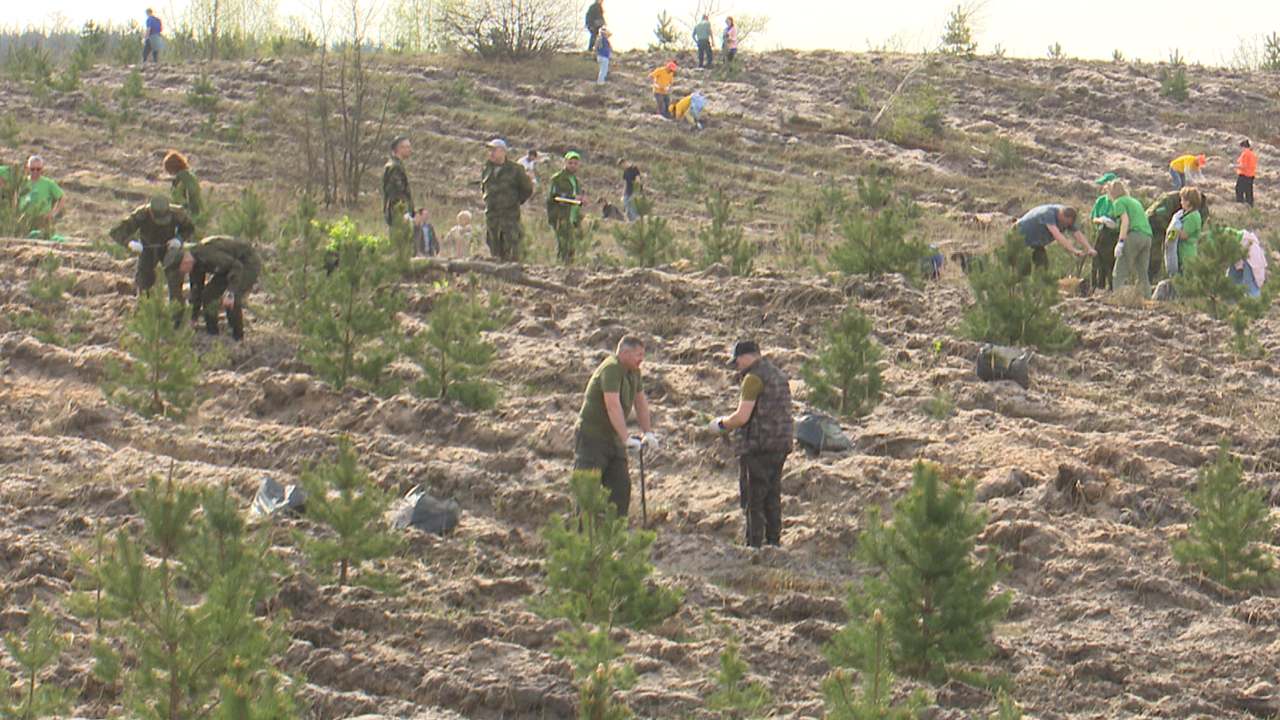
[
  {"x1": 1112, "y1": 195, "x2": 1153, "y2": 236},
  {"x1": 1178, "y1": 210, "x2": 1202, "y2": 264},
  {"x1": 741, "y1": 373, "x2": 764, "y2": 401},
  {"x1": 1090, "y1": 194, "x2": 1113, "y2": 219},
  {"x1": 0, "y1": 166, "x2": 9, "y2": 183},
  {"x1": 20, "y1": 176, "x2": 64, "y2": 215},
  {"x1": 577, "y1": 355, "x2": 643, "y2": 442}
]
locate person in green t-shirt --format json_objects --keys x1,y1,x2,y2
[
  {"x1": 1170, "y1": 186, "x2": 1205, "y2": 273},
  {"x1": 1089, "y1": 172, "x2": 1119, "y2": 290},
  {"x1": 1106, "y1": 180, "x2": 1154, "y2": 298},
  {"x1": 19, "y1": 156, "x2": 66, "y2": 231},
  {"x1": 0, "y1": 164, "x2": 10, "y2": 189},
  {"x1": 574, "y1": 336, "x2": 658, "y2": 517}
]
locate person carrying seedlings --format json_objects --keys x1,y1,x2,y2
[
  {"x1": 574, "y1": 336, "x2": 658, "y2": 518},
  {"x1": 1107, "y1": 179, "x2": 1154, "y2": 298},
  {"x1": 1014, "y1": 203, "x2": 1095, "y2": 270},
  {"x1": 480, "y1": 138, "x2": 534, "y2": 262},
  {"x1": 1169, "y1": 152, "x2": 1207, "y2": 189},
  {"x1": 110, "y1": 194, "x2": 195, "y2": 299},
  {"x1": 163, "y1": 235, "x2": 262, "y2": 341},
  {"x1": 1235, "y1": 138, "x2": 1257, "y2": 207},
  {"x1": 548, "y1": 151, "x2": 586, "y2": 264},
  {"x1": 708, "y1": 341, "x2": 794, "y2": 549},
  {"x1": 650, "y1": 61, "x2": 677, "y2": 118},
  {"x1": 163, "y1": 151, "x2": 202, "y2": 218},
  {"x1": 1089, "y1": 172, "x2": 1119, "y2": 291},
  {"x1": 382, "y1": 135, "x2": 414, "y2": 227}
]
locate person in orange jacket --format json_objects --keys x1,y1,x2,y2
[
  {"x1": 1236, "y1": 138, "x2": 1257, "y2": 207},
  {"x1": 650, "y1": 61, "x2": 677, "y2": 118}
]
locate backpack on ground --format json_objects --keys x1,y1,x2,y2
[
  {"x1": 794, "y1": 412, "x2": 853, "y2": 456},
  {"x1": 975, "y1": 344, "x2": 1031, "y2": 389}
]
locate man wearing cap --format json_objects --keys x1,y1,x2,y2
[
  {"x1": 1169, "y1": 153, "x2": 1207, "y2": 189},
  {"x1": 709, "y1": 341, "x2": 794, "y2": 548},
  {"x1": 1236, "y1": 138, "x2": 1257, "y2": 207},
  {"x1": 382, "y1": 136, "x2": 414, "y2": 227},
  {"x1": 19, "y1": 155, "x2": 67, "y2": 234},
  {"x1": 110, "y1": 194, "x2": 196, "y2": 298},
  {"x1": 1089, "y1": 172, "x2": 1119, "y2": 291},
  {"x1": 547, "y1": 151, "x2": 586, "y2": 264},
  {"x1": 163, "y1": 236, "x2": 261, "y2": 341},
  {"x1": 480, "y1": 138, "x2": 534, "y2": 262},
  {"x1": 650, "y1": 61, "x2": 677, "y2": 118},
  {"x1": 575, "y1": 335, "x2": 657, "y2": 518},
  {"x1": 1014, "y1": 204, "x2": 1095, "y2": 270}
]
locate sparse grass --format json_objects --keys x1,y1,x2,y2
[{"x1": 713, "y1": 568, "x2": 842, "y2": 597}]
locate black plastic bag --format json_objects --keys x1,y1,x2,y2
[
  {"x1": 794, "y1": 412, "x2": 853, "y2": 456},
  {"x1": 975, "y1": 344, "x2": 1031, "y2": 389},
  {"x1": 391, "y1": 486, "x2": 461, "y2": 536}
]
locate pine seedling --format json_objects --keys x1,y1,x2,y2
[
  {"x1": 939, "y1": 4, "x2": 978, "y2": 58},
  {"x1": 103, "y1": 290, "x2": 212, "y2": 418},
  {"x1": 297, "y1": 217, "x2": 403, "y2": 394},
  {"x1": 698, "y1": 187, "x2": 757, "y2": 276},
  {"x1": 1175, "y1": 226, "x2": 1273, "y2": 355},
  {"x1": 218, "y1": 185, "x2": 269, "y2": 242},
  {"x1": 822, "y1": 609, "x2": 929, "y2": 720},
  {"x1": 531, "y1": 470, "x2": 681, "y2": 629},
  {"x1": 75, "y1": 475, "x2": 297, "y2": 720},
  {"x1": 960, "y1": 231, "x2": 1075, "y2": 351},
  {"x1": 833, "y1": 461, "x2": 1011, "y2": 682},
  {"x1": 801, "y1": 301, "x2": 884, "y2": 420},
  {"x1": 613, "y1": 195, "x2": 678, "y2": 267},
  {"x1": 555, "y1": 624, "x2": 636, "y2": 720},
  {"x1": 409, "y1": 275, "x2": 510, "y2": 410},
  {"x1": 1172, "y1": 438, "x2": 1277, "y2": 590},
  {"x1": 295, "y1": 437, "x2": 402, "y2": 588},
  {"x1": 0, "y1": 600, "x2": 74, "y2": 720},
  {"x1": 830, "y1": 171, "x2": 929, "y2": 278},
  {"x1": 27, "y1": 253, "x2": 75, "y2": 304},
  {"x1": 705, "y1": 617, "x2": 771, "y2": 718},
  {"x1": 652, "y1": 11, "x2": 679, "y2": 51},
  {"x1": 266, "y1": 195, "x2": 327, "y2": 333},
  {"x1": 987, "y1": 689, "x2": 1024, "y2": 720}
]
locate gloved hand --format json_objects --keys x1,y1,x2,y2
[
  {"x1": 1099, "y1": 217, "x2": 1118, "y2": 229},
  {"x1": 167, "y1": 237, "x2": 182, "y2": 250},
  {"x1": 707, "y1": 417, "x2": 728, "y2": 432},
  {"x1": 642, "y1": 431, "x2": 659, "y2": 449},
  {"x1": 625, "y1": 436, "x2": 643, "y2": 451},
  {"x1": 1114, "y1": 241, "x2": 1125, "y2": 259},
  {"x1": 128, "y1": 240, "x2": 144, "y2": 254}
]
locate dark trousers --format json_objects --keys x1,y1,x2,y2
[
  {"x1": 587, "y1": 27, "x2": 601, "y2": 52},
  {"x1": 654, "y1": 93, "x2": 671, "y2": 118},
  {"x1": 1092, "y1": 226, "x2": 1119, "y2": 290},
  {"x1": 738, "y1": 452, "x2": 786, "y2": 547},
  {"x1": 697, "y1": 40, "x2": 714, "y2": 68},
  {"x1": 191, "y1": 266, "x2": 258, "y2": 341},
  {"x1": 574, "y1": 431, "x2": 630, "y2": 517},
  {"x1": 142, "y1": 37, "x2": 160, "y2": 62},
  {"x1": 1237, "y1": 175, "x2": 1255, "y2": 206},
  {"x1": 1031, "y1": 245, "x2": 1049, "y2": 270}
]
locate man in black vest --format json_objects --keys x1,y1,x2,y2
[{"x1": 710, "y1": 340, "x2": 794, "y2": 548}]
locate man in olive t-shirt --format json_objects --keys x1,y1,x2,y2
[{"x1": 575, "y1": 335, "x2": 658, "y2": 517}]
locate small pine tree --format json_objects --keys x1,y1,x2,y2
[
  {"x1": 939, "y1": 4, "x2": 978, "y2": 58},
  {"x1": 698, "y1": 187, "x2": 757, "y2": 276},
  {"x1": 1046, "y1": 42, "x2": 1064, "y2": 59},
  {"x1": 28, "y1": 252, "x2": 76, "y2": 304},
  {"x1": 830, "y1": 171, "x2": 928, "y2": 278},
  {"x1": 706, "y1": 636, "x2": 772, "y2": 718},
  {"x1": 266, "y1": 195, "x2": 327, "y2": 333},
  {"x1": 103, "y1": 291, "x2": 212, "y2": 418},
  {"x1": 822, "y1": 609, "x2": 929, "y2": 720},
  {"x1": 831, "y1": 462, "x2": 1011, "y2": 682},
  {"x1": 409, "y1": 275, "x2": 510, "y2": 410},
  {"x1": 960, "y1": 231, "x2": 1075, "y2": 351},
  {"x1": 651, "y1": 11, "x2": 679, "y2": 51},
  {"x1": 74, "y1": 476, "x2": 297, "y2": 720},
  {"x1": 532, "y1": 470, "x2": 682, "y2": 628},
  {"x1": 987, "y1": 690, "x2": 1024, "y2": 720},
  {"x1": 297, "y1": 217, "x2": 403, "y2": 394},
  {"x1": 801, "y1": 301, "x2": 884, "y2": 420},
  {"x1": 1262, "y1": 32, "x2": 1280, "y2": 71},
  {"x1": 295, "y1": 437, "x2": 402, "y2": 587},
  {"x1": 1159, "y1": 49, "x2": 1189, "y2": 101},
  {"x1": 0, "y1": 600, "x2": 75, "y2": 720},
  {"x1": 613, "y1": 195, "x2": 678, "y2": 267},
  {"x1": 1171, "y1": 438, "x2": 1277, "y2": 590},
  {"x1": 219, "y1": 185, "x2": 270, "y2": 242},
  {"x1": 1175, "y1": 226, "x2": 1272, "y2": 355}
]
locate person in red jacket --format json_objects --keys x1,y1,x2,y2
[{"x1": 1236, "y1": 138, "x2": 1257, "y2": 207}]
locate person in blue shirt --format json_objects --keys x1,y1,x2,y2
[
  {"x1": 1015, "y1": 204, "x2": 1096, "y2": 270},
  {"x1": 143, "y1": 9, "x2": 164, "y2": 63},
  {"x1": 596, "y1": 26, "x2": 613, "y2": 83}
]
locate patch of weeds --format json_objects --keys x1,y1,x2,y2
[
  {"x1": 991, "y1": 136, "x2": 1020, "y2": 170},
  {"x1": 0, "y1": 116, "x2": 18, "y2": 148},
  {"x1": 924, "y1": 386, "x2": 955, "y2": 420},
  {"x1": 186, "y1": 70, "x2": 220, "y2": 113},
  {"x1": 686, "y1": 155, "x2": 707, "y2": 194}
]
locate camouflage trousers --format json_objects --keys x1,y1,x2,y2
[{"x1": 486, "y1": 213, "x2": 523, "y2": 262}]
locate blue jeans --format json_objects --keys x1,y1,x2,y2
[
  {"x1": 1170, "y1": 167, "x2": 1185, "y2": 189},
  {"x1": 1229, "y1": 265, "x2": 1261, "y2": 298},
  {"x1": 697, "y1": 40, "x2": 713, "y2": 68},
  {"x1": 597, "y1": 55, "x2": 610, "y2": 83},
  {"x1": 654, "y1": 93, "x2": 670, "y2": 117},
  {"x1": 623, "y1": 194, "x2": 638, "y2": 221}
]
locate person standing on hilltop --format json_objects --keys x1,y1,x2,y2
[
  {"x1": 1235, "y1": 138, "x2": 1257, "y2": 207},
  {"x1": 382, "y1": 136, "x2": 414, "y2": 227},
  {"x1": 723, "y1": 17, "x2": 739, "y2": 65},
  {"x1": 650, "y1": 61, "x2": 677, "y2": 118},
  {"x1": 1014, "y1": 204, "x2": 1096, "y2": 270},
  {"x1": 595, "y1": 26, "x2": 613, "y2": 83},
  {"x1": 1108, "y1": 179, "x2": 1154, "y2": 299},
  {"x1": 548, "y1": 151, "x2": 586, "y2": 265},
  {"x1": 1169, "y1": 153, "x2": 1207, "y2": 189},
  {"x1": 110, "y1": 195, "x2": 195, "y2": 300},
  {"x1": 163, "y1": 151, "x2": 203, "y2": 219},
  {"x1": 480, "y1": 138, "x2": 534, "y2": 262},
  {"x1": 143, "y1": 8, "x2": 164, "y2": 63},
  {"x1": 585, "y1": 0, "x2": 605, "y2": 52},
  {"x1": 693, "y1": 15, "x2": 714, "y2": 69},
  {"x1": 1089, "y1": 172, "x2": 1119, "y2": 291},
  {"x1": 708, "y1": 341, "x2": 794, "y2": 549}
]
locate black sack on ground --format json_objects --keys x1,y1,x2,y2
[
  {"x1": 391, "y1": 486, "x2": 461, "y2": 536},
  {"x1": 250, "y1": 476, "x2": 307, "y2": 519},
  {"x1": 794, "y1": 412, "x2": 853, "y2": 456},
  {"x1": 975, "y1": 344, "x2": 1031, "y2": 389}
]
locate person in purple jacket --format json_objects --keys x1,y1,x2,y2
[{"x1": 143, "y1": 9, "x2": 165, "y2": 63}]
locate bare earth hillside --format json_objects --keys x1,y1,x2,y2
[{"x1": 3, "y1": 50, "x2": 1280, "y2": 719}]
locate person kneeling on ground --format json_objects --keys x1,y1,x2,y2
[
  {"x1": 670, "y1": 91, "x2": 708, "y2": 129},
  {"x1": 1225, "y1": 227, "x2": 1268, "y2": 299},
  {"x1": 163, "y1": 235, "x2": 262, "y2": 341}
]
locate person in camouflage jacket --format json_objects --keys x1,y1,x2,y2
[
  {"x1": 109, "y1": 194, "x2": 196, "y2": 299},
  {"x1": 481, "y1": 138, "x2": 533, "y2": 262},
  {"x1": 547, "y1": 151, "x2": 585, "y2": 264},
  {"x1": 382, "y1": 136, "x2": 414, "y2": 227},
  {"x1": 163, "y1": 235, "x2": 262, "y2": 341}
]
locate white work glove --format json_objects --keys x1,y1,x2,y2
[
  {"x1": 642, "y1": 431, "x2": 659, "y2": 449},
  {"x1": 624, "y1": 436, "x2": 644, "y2": 451},
  {"x1": 128, "y1": 240, "x2": 144, "y2": 253},
  {"x1": 1099, "y1": 217, "x2": 1118, "y2": 229},
  {"x1": 1114, "y1": 241, "x2": 1125, "y2": 259},
  {"x1": 707, "y1": 417, "x2": 728, "y2": 432},
  {"x1": 167, "y1": 237, "x2": 182, "y2": 250}
]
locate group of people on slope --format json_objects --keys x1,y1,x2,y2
[
  {"x1": 1167, "y1": 139, "x2": 1257, "y2": 206},
  {"x1": 575, "y1": 337, "x2": 793, "y2": 549}
]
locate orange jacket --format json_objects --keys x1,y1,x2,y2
[{"x1": 1237, "y1": 148, "x2": 1258, "y2": 178}]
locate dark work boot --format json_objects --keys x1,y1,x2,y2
[
  {"x1": 229, "y1": 308, "x2": 245, "y2": 342},
  {"x1": 204, "y1": 313, "x2": 220, "y2": 336}
]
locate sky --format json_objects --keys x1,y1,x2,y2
[{"x1": 4, "y1": 0, "x2": 1280, "y2": 66}]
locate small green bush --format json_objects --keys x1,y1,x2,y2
[
  {"x1": 698, "y1": 187, "x2": 757, "y2": 276},
  {"x1": 1159, "y1": 49, "x2": 1189, "y2": 101},
  {"x1": 801, "y1": 301, "x2": 883, "y2": 420},
  {"x1": 613, "y1": 195, "x2": 678, "y2": 267},
  {"x1": 409, "y1": 276, "x2": 510, "y2": 410},
  {"x1": 960, "y1": 231, "x2": 1075, "y2": 351},
  {"x1": 103, "y1": 291, "x2": 213, "y2": 418},
  {"x1": 830, "y1": 170, "x2": 928, "y2": 278}
]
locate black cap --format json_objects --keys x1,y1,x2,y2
[{"x1": 732, "y1": 340, "x2": 759, "y2": 359}]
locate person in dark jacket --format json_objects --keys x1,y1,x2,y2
[
  {"x1": 163, "y1": 235, "x2": 262, "y2": 341},
  {"x1": 710, "y1": 340, "x2": 794, "y2": 548},
  {"x1": 110, "y1": 194, "x2": 196, "y2": 299},
  {"x1": 584, "y1": 0, "x2": 605, "y2": 51},
  {"x1": 480, "y1": 138, "x2": 534, "y2": 262},
  {"x1": 382, "y1": 136, "x2": 414, "y2": 226}
]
